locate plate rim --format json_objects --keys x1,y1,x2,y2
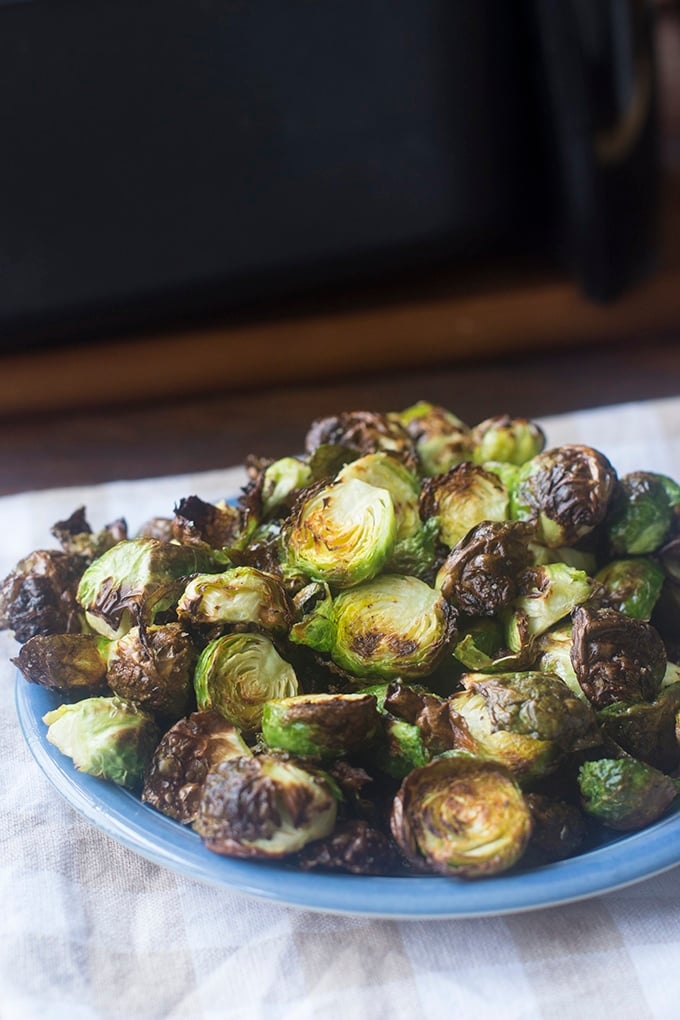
[{"x1": 15, "y1": 673, "x2": 680, "y2": 920}]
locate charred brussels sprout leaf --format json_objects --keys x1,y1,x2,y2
[
  {"x1": 570, "y1": 606, "x2": 667, "y2": 707},
  {"x1": 394, "y1": 401, "x2": 472, "y2": 476},
  {"x1": 595, "y1": 557, "x2": 665, "y2": 620},
  {"x1": 596, "y1": 683, "x2": 680, "y2": 772},
  {"x1": 13, "y1": 633, "x2": 109, "y2": 691},
  {"x1": 421, "y1": 463, "x2": 509, "y2": 549},
  {"x1": 296, "y1": 819, "x2": 397, "y2": 875},
  {"x1": 142, "y1": 710, "x2": 251, "y2": 823},
  {"x1": 50, "y1": 506, "x2": 128, "y2": 562},
  {"x1": 194, "y1": 632, "x2": 298, "y2": 733},
  {"x1": 0, "y1": 549, "x2": 85, "y2": 642},
  {"x1": 177, "y1": 566, "x2": 293, "y2": 634},
  {"x1": 505, "y1": 562, "x2": 594, "y2": 652},
  {"x1": 106, "y1": 623, "x2": 198, "y2": 720},
  {"x1": 606, "y1": 471, "x2": 680, "y2": 556},
  {"x1": 76, "y1": 538, "x2": 219, "y2": 640},
  {"x1": 261, "y1": 692, "x2": 381, "y2": 759},
  {"x1": 513, "y1": 445, "x2": 617, "y2": 548},
  {"x1": 391, "y1": 755, "x2": 533, "y2": 878},
  {"x1": 282, "y1": 478, "x2": 397, "y2": 589},
  {"x1": 172, "y1": 495, "x2": 242, "y2": 550},
  {"x1": 471, "y1": 415, "x2": 546, "y2": 466},
  {"x1": 305, "y1": 409, "x2": 416, "y2": 466},
  {"x1": 43, "y1": 696, "x2": 159, "y2": 789},
  {"x1": 578, "y1": 757, "x2": 678, "y2": 830},
  {"x1": 194, "y1": 754, "x2": 338, "y2": 858}
]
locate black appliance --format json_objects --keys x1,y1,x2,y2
[{"x1": 0, "y1": 0, "x2": 659, "y2": 349}]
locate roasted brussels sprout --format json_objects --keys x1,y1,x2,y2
[
  {"x1": 106, "y1": 622, "x2": 198, "y2": 720},
  {"x1": 390, "y1": 755, "x2": 533, "y2": 878},
  {"x1": 194, "y1": 632, "x2": 298, "y2": 733},
  {"x1": 0, "y1": 549, "x2": 85, "y2": 642},
  {"x1": 172, "y1": 495, "x2": 242, "y2": 549},
  {"x1": 259, "y1": 457, "x2": 313, "y2": 518},
  {"x1": 281, "y1": 478, "x2": 396, "y2": 589},
  {"x1": 420, "y1": 462, "x2": 509, "y2": 549},
  {"x1": 570, "y1": 605, "x2": 667, "y2": 707},
  {"x1": 606, "y1": 471, "x2": 680, "y2": 556},
  {"x1": 394, "y1": 401, "x2": 472, "y2": 476},
  {"x1": 50, "y1": 506, "x2": 128, "y2": 562},
  {"x1": 305, "y1": 409, "x2": 416, "y2": 466},
  {"x1": 372, "y1": 716, "x2": 430, "y2": 778},
  {"x1": 449, "y1": 671, "x2": 601, "y2": 782},
  {"x1": 141, "y1": 710, "x2": 251, "y2": 823},
  {"x1": 177, "y1": 566, "x2": 293, "y2": 634},
  {"x1": 76, "y1": 538, "x2": 219, "y2": 640},
  {"x1": 524, "y1": 792, "x2": 587, "y2": 862},
  {"x1": 382, "y1": 681, "x2": 459, "y2": 755},
  {"x1": 13, "y1": 632, "x2": 109, "y2": 691},
  {"x1": 471, "y1": 415, "x2": 546, "y2": 466},
  {"x1": 43, "y1": 696, "x2": 159, "y2": 789},
  {"x1": 596, "y1": 683, "x2": 680, "y2": 772},
  {"x1": 296, "y1": 818, "x2": 397, "y2": 875},
  {"x1": 535, "y1": 623, "x2": 582, "y2": 697},
  {"x1": 292, "y1": 574, "x2": 457, "y2": 681},
  {"x1": 578, "y1": 757, "x2": 678, "y2": 830},
  {"x1": 513, "y1": 445, "x2": 617, "y2": 548},
  {"x1": 435, "y1": 520, "x2": 535, "y2": 617},
  {"x1": 261, "y1": 692, "x2": 381, "y2": 760},
  {"x1": 505, "y1": 562, "x2": 594, "y2": 652},
  {"x1": 595, "y1": 557, "x2": 665, "y2": 620},
  {"x1": 194, "y1": 754, "x2": 338, "y2": 858}
]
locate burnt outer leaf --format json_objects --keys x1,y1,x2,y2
[
  {"x1": 383, "y1": 682, "x2": 462, "y2": 755},
  {"x1": 596, "y1": 684, "x2": 680, "y2": 772},
  {"x1": 437, "y1": 520, "x2": 535, "y2": 616},
  {"x1": 173, "y1": 495, "x2": 242, "y2": 548},
  {"x1": 0, "y1": 549, "x2": 85, "y2": 641},
  {"x1": 142, "y1": 710, "x2": 247, "y2": 823},
  {"x1": 107, "y1": 622, "x2": 198, "y2": 719},
  {"x1": 51, "y1": 507, "x2": 128, "y2": 561},
  {"x1": 524, "y1": 792, "x2": 587, "y2": 862},
  {"x1": 304, "y1": 410, "x2": 417, "y2": 468},
  {"x1": 570, "y1": 605, "x2": 667, "y2": 708},
  {"x1": 295, "y1": 819, "x2": 397, "y2": 875},
  {"x1": 12, "y1": 632, "x2": 108, "y2": 691}
]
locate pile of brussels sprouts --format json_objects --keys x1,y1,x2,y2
[{"x1": 4, "y1": 402, "x2": 680, "y2": 879}]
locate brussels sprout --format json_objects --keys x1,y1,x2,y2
[
  {"x1": 262, "y1": 692, "x2": 381, "y2": 760},
  {"x1": 570, "y1": 605, "x2": 667, "y2": 707},
  {"x1": 260, "y1": 457, "x2": 313, "y2": 517},
  {"x1": 373, "y1": 717, "x2": 431, "y2": 778},
  {"x1": 578, "y1": 757, "x2": 677, "y2": 830},
  {"x1": 513, "y1": 445, "x2": 617, "y2": 548},
  {"x1": 596, "y1": 683, "x2": 680, "y2": 772},
  {"x1": 50, "y1": 506, "x2": 128, "y2": 562},
  {"x1": 337, "y1": 452, "x2": 436, "y2": 576},
  {"x1": 535, "y1": 623, "x2": 582, "y2": 697},
  {"x1": 505, "y1": 563, "x2": 594, "y2": 652},
  {"x1": 194, "y1": 754, "x2": 338, "y2": 858},
  {"x1": 141, "y1": 710, "x2": 252, "y2": 823},
  {"x1": 177, "y1": 566, "x2": 293, "y2": 634},
  {"x1": 43, "y1": 696, "x2": 159, "y2": 789},
  {"x1": 471, "y1": 415, "x2": 546, "y2": 466},
  {"x1": 106, "y1": 623, "x2": 198, "y2": 720},
  {"x1": 282, "y1": 478, "x2": 397, "y2": 589},
  {"x1": 383, "y1": 681, "x2": 459, "y2": 755},
  {"x1": 453, "y1": 618, "x2": 506, "y2": 670},
  {"x1": 394, "y1": 401, "x2": 472, "y2": 476},
  {"x1": 293, "y1": 574, "x2": 457, "y2": 681},
  {"x1": 76, "y1": 538, "x2": 219, "y2": 640},
  {"x1": 420, "y1": 463, "x2": 509, "y2": 549},
  {"x1": 172, "y1": 495, "x2": 242, "y2": 550},
  {"x1": 595, "y1": 557, "x2": 665, "y2": 620},
  {"x1": 0, "y1": 549, "x2": 86, "y2": 642},
  {"x1": 606, "y1": 472, "x2": 680, "y2": 556},
  {"x1": 436, "y1": 520, "x2": 535, "y2": 617},
  {"x1": 296, "y1": 819, "x2": 397, "y2": 875},
  {"x1": 524, "y1": 793, "x2": 587, "y2": 862},
  {"x1": 390, "y1": 755, "x2": 533, "y2": 878},
  {"x1": 13, "y1": 633, "x2": 110, "y2": 691},
  {"x1": 449, "y1": 671, "x2": 602, "y2": 782},
  {"x1": 305, "y1": 409, "x2": 416, "y2": 466},
  {"x1": 194, "y1": 632, "x2": 298, "y2": 733}
]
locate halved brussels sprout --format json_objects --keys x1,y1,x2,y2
[
  {"x1": 142, "y1": 710, "x2": 252, "y2": 823},
  {"x1": 106, "y1": 623, "x2": 198, "y2": 720},
  {"x1": 578, "y1": 757, "x2": 677, "y2": 830},
  {"x1": 471, "y1": 415, "x2": 545, "y2": 466},
  {"x1": 194, "y1": 754, "x2": 338, "y2": 858},
  {"x1": 595, "y1": 557, "x2": 665, "y2": 620},
  {"x1": 282, "y1": 478, "x2": 397, "y2": 589},
  {"x1": 293, "y1": 574, "x2": 457, "y2": 681},
  {"x1": 390, "y1": 755, "x2": 533, "y2": 877},
  {"x1": 606, "y1": 471, "x2": 680, "y2": 556},
  {"x1": 261, "y1": 692, "x2": 381, "y2": 760},
  {"x1": 421, "y1": 463, "x2": 509, "y2": 549},
  {"x1": 13, "y1": 632, "x2": 110, "y2": 691},
  {"x1": 449, "y1": 671, "x2": 602, "y2": 782},
  {"x1": 43, "y1": 696, "x2": 159, "y2": 789},
  {"x1": 513, "y1": 445, "x2": 617, "y2": 548},
  {"x1": 194, "y1": 632, "x2": 298, "y2": 733},
  {"x1": 505, "y1": 562, "x2": 594, "y2": 652},
  {"x1": 177, "y1": 566, "x2": 293, "y2": 634},
  {"x1": 305, "y1": 409, "x2": 416, "y2": 465},
  {"x1": 260, "y1": 457, "x2": 313, "y2": 518},
  {"x1": 394, "y1": 401, "x2": 472, "y2": 476},
  {"x1": 570, "y1": 605, "x2": 667, "y2": 707},
  {"x1": 76, "y1": 538, "x2": 218, "y2": 640}
]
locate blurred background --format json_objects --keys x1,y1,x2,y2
[{"x1": 0, "y1": 0, "x2": 679, "y2": 491}]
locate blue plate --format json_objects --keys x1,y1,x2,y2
[{"x1": 16, "y1": 674, "x2": 680, "y2": 919}]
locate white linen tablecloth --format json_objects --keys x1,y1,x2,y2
[{"x1": 3, "y1": 397, "x2": 680, "y2": 1020}]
